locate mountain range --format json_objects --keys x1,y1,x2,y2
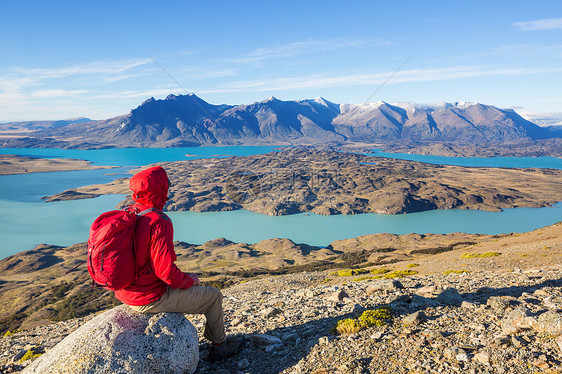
[{"x1": 0, "y1": 94, "x2": 559, "y2": 148}]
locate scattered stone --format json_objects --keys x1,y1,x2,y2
[
  {"x1": 328, "y1": 290, "x2": 349, "y2": 302},
  {"x1": 436, "y1": 288, "x2": 463, "y2": 305},
  {"x1": 532, "y1": 359, "x2": 550, "y2": 369},
  {"x1": 535, "y1": 310, "x2": 562, "y2": 334},
  {"x1": 456, "y1": 349, "x2": 469, "y2": 362},
  {"x1": 416, "y1": 285, "x2": 441, "y2": 295},
  {"x1": 261, "y1": 307, "x2": 282, "y2": 318},
  {"x1": 250, "y1": 334, "x2": 283, "y2": 350},
  {"x1": 461, "y1": 301, "x2": 477, "y2": 309},
  {"x1": 473, "y1": 351, "x2": 491, "y2": 366},
  {"x1": 511, "y1": 335, "x2": 526, "y2": 348},
  {"x1": 403, "y1": 311, "x2": 427, "y2": 326},
  {"x1": 237, "y1": 358, "x2": 250, "y2": 370},
  {"x1": 487, "y1": 296, "x2": 512, "y2": 311},
  {"x1": 2, "y1": 265, "x2": 562, "y2": 374},
  {"x1": 501, "y1": 306, "x2": 536, "y2": 335},
  {"x1": 493, "y1": 335, "x2": 511, "y2": 346},
  {"x1": 366, "y1": 279, "x2": 404, "y2": 293}
]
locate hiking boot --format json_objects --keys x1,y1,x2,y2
[{"x1": 209, "y1": 336, "x2": 246, "y2": 361}]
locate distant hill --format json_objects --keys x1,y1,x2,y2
[
  {"x1": 0, "y1": 94, "x2": 556, "y2": 149},
  {"x1": 0, "y1": 118, "x2": 91, "y2": 133}
]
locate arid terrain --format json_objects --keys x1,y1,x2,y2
[
  {"x1": 44, "y1": 148, "x2": 562, "y2": 215},
  {"x1": 0, "y1": 221, "x2": 559, "y2": 336},
  {"x1": 380, "y1": 139, "x2": 562, "y2": 158},
  {"x1": 0, "y1": 222, "x2": 560, "y2": 373},
  {"x1": 0, "y1": 155, "x2": 113, "y2": 175}
]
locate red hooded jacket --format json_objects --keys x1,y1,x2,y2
[{"x1": 114, "y1": 166, "x2": 193, "y2": 306}]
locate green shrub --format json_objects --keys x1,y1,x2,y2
[
  {"x1": 352, "y1": 276, "x2": 376, "y2": 282},
  {"x1": 358, "y1": 307, "x2": 392, "y2": 327},
  {"x1": 379, "y1": 270, "x2": 418, "y2": 279},
  {"x1": 370, "y1": 268, "x2": 391, "y2": 275},
  {"x1": 407, "y1": 263, "x2": 419, "y2": 268},
  {"x1": 330, "y1": 269, "x2": 369, "y2": 277},
  {"x1": 333, "y1": 306, "x2": 392, "y2": 335},
  {"x1": 3, "y1": 329, "x2": 22, "y2": 337},
  {"x1": 460, "y1": 252, "x2": 501, "y2": 259},
  {"x1": 334, "y1": 318, "x2": 362, "y2": 335},
  {"x1": 20, "y1": 348, "x2": 42, "y2": 363}
]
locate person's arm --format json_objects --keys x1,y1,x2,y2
[{"x1": 150, "y1": 220, "x2": 194, "y2": 289}]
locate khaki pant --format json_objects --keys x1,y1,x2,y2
[{"x1": 130, "y1": 286, "x2": 226, "y2": 344}]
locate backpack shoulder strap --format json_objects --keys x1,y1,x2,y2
[{"x1": 137, "y1": 208, "x2": 155, "y2": 216}]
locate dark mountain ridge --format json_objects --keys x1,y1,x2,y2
[{"x1": 0, "y1": 94, "x2": 556, "y2": 149}]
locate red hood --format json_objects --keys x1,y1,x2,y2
[{"x1": 129, "y1": 166, "x2": 169, "y2": 210}]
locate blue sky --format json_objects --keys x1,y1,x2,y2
[{"x1": 1, "y1": 0, "x2": 561, "y2": 122}]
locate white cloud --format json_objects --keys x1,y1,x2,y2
[
  {"x1": 30, "y1": 89, "x2": 90, "y2": 98},
  {"x1": 513, "y1": 18, "x2": 562, "y2": 31},
  {"x1": 236, "y1": 38, "x2": 391, "y2": 65},
  {"x1": 0, "y1": 58, "x2": 153, "y2": 92},
  {"x1": 199, "y1": 65, "x2": 562, "y2": 95}
]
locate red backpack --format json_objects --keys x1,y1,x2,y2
[{"x1": 87, "y1": 208, "x2": 153, "y2": 291}]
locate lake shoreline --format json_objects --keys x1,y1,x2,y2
[{"x1": 0, "y1": 154, "x2": 115, "y2": 175}]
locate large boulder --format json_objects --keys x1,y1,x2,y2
[{"x1": 22, "y1": 305, "x2": 199, "y2": 374}]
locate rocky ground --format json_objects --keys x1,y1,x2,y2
[
  {"x1": 378, "y1": 139, "x2": 562, "y2": 158},
  {"x1": 2, "y1": 264, "x2": 561, "y2": 374},
  {"x1": 0, "y1": 155, "x2": 113, "y2": 175}
]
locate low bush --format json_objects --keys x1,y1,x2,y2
[
  {"x1": 3, "y1": 329, "x2": 22, "y2": 337},
  {"x1": 333, "y1": 306, "x2": 392, "y2": 335},
  {"x1": 20, "y1": 348, "x2": 42, "y2": 363},
  {"x1": 460, "y1": 252, "x2": 501, "y2": 259},
  {"x1": 443, "y1": 270, "x2": 471, "y2": 275},
  {"x1": 330, "y1": 269, "x2": 369, "y2": 277},
  {"x1": 370, "y1": 268, "x2": 391, "y2": 275}
]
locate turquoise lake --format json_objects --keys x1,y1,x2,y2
[{"x1": 0, "y1": 146, "x2": 560, "y2": 259}]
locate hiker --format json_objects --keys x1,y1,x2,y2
[{"x1": 114, "y1": 165, "x2": 244, "y2": 361}]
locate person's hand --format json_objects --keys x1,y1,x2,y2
[{"x1": 189, "y1": 273, "x2": 200, "y2": 286}]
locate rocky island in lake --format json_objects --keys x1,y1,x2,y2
[{"x1": 45, "y1": 148, "x2": 562, "y2": 215}]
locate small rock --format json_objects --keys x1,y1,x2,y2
[
  {"x1": 473, "y1": 351, "x2": 490, "y2": 366},
  {"x1": 511, "y1": 335, "x2": 526, "y2": 348},
  {"x1": 328, "y1": 290, "x2": 349, "y2": 302},
  {"x1": 532, "y1": 359, "x2": 550, "y2": 369},
  {"x1": 238, "y1": 358, "x2": 250, "y2": 370},
  {"x1": 391, "y1": 295, "x2": 412, "y2": 305},
  {"x1": 281, "y1": 333, "x2": 299, "y2": 343},
  {"x1": 11, "y1": 350, "x2": 26, "y2": 364},
  {"x1": 535, "y1": 310, "x2": 562, "y2": 334},
  {"x1": 493, "y1": 335, "x2": 511, "y2": 346},
  {"x1": 318, "y1": 336, "x2": 329, "y2": 345},
  {"x1": 436, "y1": 288, "x2": 463, "y2": 305},
  {"x1": 367, "y1": 279, "x2": 404, "y2": 294},
  {"x1": 534, "y1": 289, "x2": 550, "y2": 297},
  {"x1": 403, "y1": 311, "x2": 427, "y2": 326},
  {"x1": 501, "y1": 306, "x2": 536, "y2": 335},
  {"x1": 444, "y1": 347, "x2": 465, "y2": 361},
  {"x1": 461, "y1": 301, "x2": 477, "y2": 309},
  {"x1": 487, "y1": 296, "x2": 512, "y2": 311},
  {"x1": 416, "y1": 285, "x2": 440, "y2": 295},
  {"x1": 456, "y1": 350, "x2": 469, "y2": 362},
  {"x1": 250, "y1": 334, "x2": 283, "y2": 349},
  {"x1": 261, "y1": 307, "x2": 282, "y2": 318},
  {"x1": 421, "y1": 329, "x2": 443, "y2": 341}
]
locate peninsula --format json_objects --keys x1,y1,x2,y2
[{"x1": 45, "y1": 148, "x2": 562, "y2": 215}]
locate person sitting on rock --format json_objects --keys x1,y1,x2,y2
[{"x1": 114, "y1": 165, "x2": 244, "y2": 361}]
